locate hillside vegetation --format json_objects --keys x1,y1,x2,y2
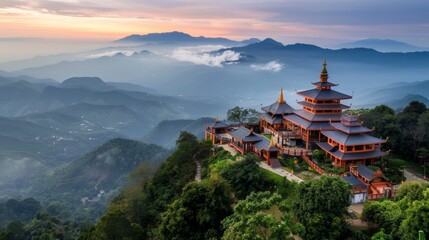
[{"x1": 1, "y1": 132, "x2": 428, "y2": 239}]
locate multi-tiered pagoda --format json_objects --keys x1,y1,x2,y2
[
  {"x1": 284, "y1": 59, "x2": 352, "y2": 150},
  {"x1": 259, "y1": 88, "x2": 294, "y2": 132},
  {"x1": 316, "y1": 115, "x2": 387, "y2": 168}
]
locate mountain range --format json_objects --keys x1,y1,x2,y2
[
  {"x1": 354, "y1": 80, "x2": 429, "y2": 109},
  {"x1": 116, "y1": 31, "x2": 261, "y2": 46},
  {"x1": 338, "y1": 39, "x2": 429, "y2": 52},
  {"x1": 0, "y1": 74, "x2": 226, "y2": 198},
  {"x1": 7, "y1": 37, "x2": 429, "y2": 111}
]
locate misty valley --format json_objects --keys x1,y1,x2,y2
[{"x1": 0, "y1": 31, "x2": 428, "y2": 239}]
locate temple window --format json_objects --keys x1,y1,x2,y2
[{"x1": 355, "y1": 145, "x2": 364, "y2": 151}]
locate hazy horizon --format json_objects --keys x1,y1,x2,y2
[{"x1": 1, "y1": 0, "x2": 429, "y2": 62}]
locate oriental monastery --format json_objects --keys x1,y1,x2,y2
[{"x1": 205, "y1": 59, "x2": 393, "y2": 202}]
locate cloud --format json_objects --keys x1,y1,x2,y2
[
  {"x1": 96, "y1": 148, "x2": 119, "y2": 165},
  {"x1": 250, "y1": 60, "x2": 283, "y2": 72},
  {"x1": 169, "y1": 45, "x2": 241, "y2": 67},
  {"x1": 0, "y1": 0, "x2": 115, "y2": 18},
  {"x1": 0, "y1": 156, "x2": 45, "y2": 184},
  {"x1": 82, "y1": 50, "x2": 136, "y2": 59}
]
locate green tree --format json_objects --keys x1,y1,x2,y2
[
  {"x1": 399, "y1": 189, "x2": 429, "y2": 240},
  {"x1": 93, "y1": 208, "x2": 143, "y2": 240},
  {"x1": 227, "y1": 106, "x2": 258, "y2": 124},
  {"x1": 293, "y1": 176, "x2": 352, "y2": 240},
  {"x1": 0, "y1": 232, "x2": 16, "y2": 240},
  {"x1": 4, "y1": 221, "x2": 25, "y2": 240},
  {"x1": 220, "y1": 154, "x2": 269, "y2": 199},
  {"x1": 397, "y1": 102, "x2": 428, "y2": 161},
  {"x1": 158, "y1": 179, "x2": 233, "y2": 240},
  {"x1": 416, "y1": 111, "x2": 429, "y2": 164},
  {"x1": 359, "y1": 105, "x2": 402, "y2": 154},
  {"x1": 176, "y1": 131, "x2": 198, "y2": 146},
  {"x1": 24, "y1": 212, "x2": 67, "y2": 240},
  {"x1": 402, "y1": 101, "x2": 427, "y2": 115},
  {"x1": 371, "y1": 229, "x2": 391, "y2": 240},
  {"x1": 374, "y1": 157, "x2": 406, "y2": 183},
  {"x1": 362, "y1": 200, "x2": 403, "y2": 236},
  {"x1": 222, "y1": 191, "x2": 303, "y2": 240},
  {"x1": 394, "y1": 181, "x2": 429, "y2": 201}
]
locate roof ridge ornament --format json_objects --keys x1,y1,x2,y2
[
  {"x1": 320, "y1": 57, "x2": 329, "y2": 82},
  {"x1": 277, "y1": 88, "x2": 286, "y2": 103},
  {"x1": 269, "y1": 136, "x2": 276, "y2": 147}
]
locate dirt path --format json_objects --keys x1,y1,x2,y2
[
  {"x1": 195, "y1": 161, "x2": 201, "y2": 181},
  {"x1": 404, "y1": 169, "x2": 427, "y2": 183},
  {"x1": 259, "y1": 162, "x2": 303, "y2": 183}
]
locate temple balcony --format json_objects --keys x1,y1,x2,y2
[
  {"x1": 263, "y1": 127, "x2": 302, "y2": 140},
  {"x1": 229, "y1": 141, "x2": 251, "y2": 155}
]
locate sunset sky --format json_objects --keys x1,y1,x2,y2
[{"x1": 1, "y1": 0, "x2": 429, "y2": 46}]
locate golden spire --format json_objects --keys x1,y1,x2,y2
[
  {"x1": 320, "y1": 57, "x2": 328, "y2": 81},
  {"x1": 277, "y1": 88, "x2": 286, "y2": 103},
  {"x1": 269, "y1": 136, "x2": 276, "y2": 147}
]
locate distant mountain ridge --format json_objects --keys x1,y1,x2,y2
[
  {"x1": 350, "y1": 80, "x2": 429, "y2": 111},
  {"x1": 12, "y1": 37, "x2": 429, "y2": 105},
  {"x1": 143, "y1": 117, "x2": 215, "y2": 148},
  {"x1": 356, "y1": 80, "x2": 429, "y2": 107},
  {"x1": 60, "y1": 77, "x2": 115, "y2": 91},
  {"x1": 0, "y1": 74, "x2": 224, "y2": 143},
  {"x1": 386, "y1": 94, "x2": 429, "y2": 110},
  {"x1": 116, "y1": 31, "x2": 261, "y2": 45},
  {"x1": 338, "y1": 39, "x2": 429, "y2": 52}
]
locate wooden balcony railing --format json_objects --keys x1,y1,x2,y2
[
  {"x1": 264, "y1": 128, "x2": 302, "y2": 139},
  {"x1": 301, "y1": 153, "x2": 326, "y2": 175},
  {"x1": 282, "y1": 148, "x2": 312, "y2": 156},
  {"x1": 229, "y1": 141, "x2": 251, "y2": 154}
]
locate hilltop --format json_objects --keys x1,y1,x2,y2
[{"x1": 32, "y1": 138, "x2": 169, "y2": 222}]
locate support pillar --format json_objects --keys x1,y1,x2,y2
[{"x1": 305, "y1": 131, "x2": 309, "y2": 151}]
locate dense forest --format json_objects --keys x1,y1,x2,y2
[
  {"x1": 350, "y1": 101, "x2": 429, "y2": 182},
  {"x1": 356, "y1": 101, "x2": 429, "y2": 163},
  {"x1": 0, "y1": 101, "x2": 428, "y2": 239}
]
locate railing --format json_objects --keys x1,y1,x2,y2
[
  {"x1": 282, "y1": 148, "x2": 312, "y2": 156},
  {"x1": 229, "y1": 141, "x2": 251, "y2": 155},
  {"x1": 301, "y1": 153, "x2": 346, "y2": 177},
  {"x1": 266, "y1": 128, "x2": 302, "y2": 139},
  {"x1": 301, "y1": 153, "x2": 326, "y2": 175},
  {"x1": 367, "y1": 190, "x2": 396, "y2": 200},
  {"x1": 367, "y1": 193, "x2": 385, "y2": 200},
  {"x1": 352, "y1": 186, "x2": 368, "y2": 194},
  {"x1": 282, "y1": 132, "x2": 302, "y2": 139},
  {"x1": 350, "y1": 167, "x2": 359, "y2": 179}
]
